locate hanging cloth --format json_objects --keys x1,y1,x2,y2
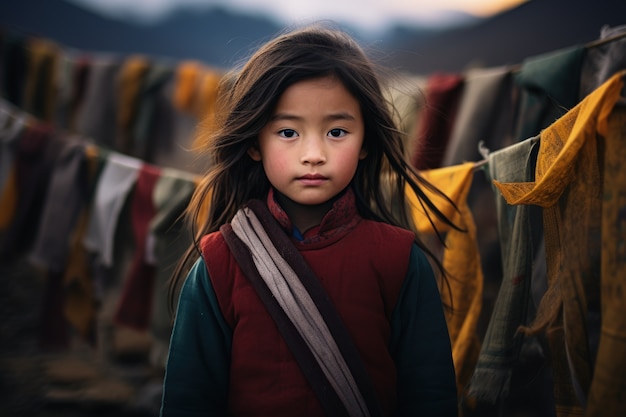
[
  {"x1": 22, "y1": 37, "x2": 59, "y2": 122},
  {"x1": 467, "y1": 136, "x2": 540, "y2": 403},
  {"x1": 73, "y1": 56, "x2": 122, "y2": 148},
  {"x1": 442, "y1": 66, "x2": 515, "y2": 166},
  {"x1": 115, "y1": 55, "x2": 151, "y2": 155},
  {"x1": 494, "y1": 71, "x2": 624, "y2": 417},
  {"x1": 62, "y1": 145, "x2": 106, "y2": 342},
  {"x1": 132, "y1": 63, "x2": 174, "y2": 162},
  {"x1": 0, "y1": 122, "x2": 60, "y2": 259},
  {"x1": 0, "y1": 109, "x2": 27, "y2": 229},
  {"x1": 83, "y1": 152, "x2": 142, "y2": 268},
  {"x1": 579, "y1": 24, "x2": 626, "y2": 100},
  {"x1": 410, "y1": 73, "x2": 464, "y2": 170},
  {"x1": 0, "y1": 105, "x2": 27, "y2": 189},
  {"x1": 408, "y1": 162, "x2": 483, "y2": 399},
  {"x1": 172, "y1": 60, "x2": 203, "y2": 113},
  {"x1": 1, "y1": 34, "x2": 28, "y2": 108},
  {"x1": 513, "y1": 45, "x2": 586, "y2": 143},
  {"x1": 147, "y1": 168, "x2": 196, "y2": 367},
  {"x1": 586, "y1": 104, "x2": 626, "y2": 417},
  {"x1": 29, "y1": 138, "x2": 89, "y2": 272},
  {"x1": 114, "y1": 163, "x2": 161, "y2": 331},
  {"x1": 56, "y1": 52, "x2": 91, "y2": 131}
]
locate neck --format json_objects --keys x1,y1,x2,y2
[{"x1": 274, "y1": 192, "x2": 334, "y2": 233}]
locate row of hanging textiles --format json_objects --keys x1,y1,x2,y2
[{"x1": 1, "y1": 23, "x2": 626, "y2": 417}]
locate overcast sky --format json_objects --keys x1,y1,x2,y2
[{"x1": 66, "y1": 0, "x2": 527, "y2": 32}]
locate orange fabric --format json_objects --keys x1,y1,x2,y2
[
  {"x1": 195, "y1": 69, "x2": 222, "y2": 118},
  {"x1": 23, "y1": 38, "x2": 59, "y2": 122},
  {"x1": 63, "y1": 145, "x2": 100, "y2": 340},
  {"x1": 191, "y1": 69, "x2": 223, "y2": 149},
  {"x1": 587, "y1": 106, "x2": 626, "y2": 417},
  {"x1": 63, "y1": 208, "x2": 96, "y2": 339},
  {"x1": 408, "y1": 162, "x2": 483, "y2": 397},
  {"x1": 493, "y1": 71, "x2": 623, "y2": 207},
  {"x1": 173, "y1": 61, "x2": 203, "y2": 113},
  {"x1": 116, "y1": 56, "x2": 150, "y2": 153}
]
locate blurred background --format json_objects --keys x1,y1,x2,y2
[
  {"x1": 3, "y1": 0, "x2": 626, "y2": 74},
  {"x1": 1, "y1": 1, "x2": 626, "y2": 417}
]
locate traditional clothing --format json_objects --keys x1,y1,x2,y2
[{"x1": 161, "y1": 188, "x2": 457, "y2": 417}]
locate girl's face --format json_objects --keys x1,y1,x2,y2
[{"x1": 249, "y1": 76, "x2": 367, "y2": 208}]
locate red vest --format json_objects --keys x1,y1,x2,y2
[{"x1": 201, "y1": 206, "x2": 414, "y2": 416}]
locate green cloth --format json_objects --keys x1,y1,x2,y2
[
  {"x1": 514, "y1": 44, "x2": 586, "y2": 142},
  {"x1": 468, "y1": 136, "x2": 539, "y2": 402}
]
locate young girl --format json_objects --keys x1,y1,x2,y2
[{"x1": 161, "y1": 24, "x2": 458, "y2": 417}]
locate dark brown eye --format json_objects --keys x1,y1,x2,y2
[
  {"x1": 279, "y1": 129, "x2": 298, "y2": 138},
  {"x1": 328, "y1": 128, "x2": 347, "y2": 138}
]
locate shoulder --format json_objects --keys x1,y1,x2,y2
[
  {"x1": 355, "y1": 218, "x2": 415, "y2": 248},
  {"x1": 198, "y1": 230, "x2": 241, "y2": 296},
  {"x1": 348, "y1": 220, "x2": 417, "y2": 287},
  {"x1": 347, "y1": 219, "x2": 416, "y2": 269},
  {"x1": 200, "y1": 230, "x2": 229, "y2": 255},
  {"x1": 199, "y1": 228, "x2": 236, "y2": 263},
  {"x1": 199, "y1": 230, "x2": 234, "y2": 281}
]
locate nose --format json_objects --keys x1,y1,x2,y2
[{"x1": 300, "y1": 136, "x2": 327, "y2": 165}]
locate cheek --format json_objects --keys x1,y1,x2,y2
[
  {"x1": 339, "y1": 145, "x2": 366, "y2": 168},
  {"x1": 262, "y1": 151, "x2": 291, "y2": 177}
]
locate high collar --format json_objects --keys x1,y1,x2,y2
[{"x1": 266, "y1": 187, "x2": 362, "y2": 247}]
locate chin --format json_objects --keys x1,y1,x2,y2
[{"x1": 294, "y1": 198, "x2": 331, "y2": 207}]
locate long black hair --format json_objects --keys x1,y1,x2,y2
[{"x1": 168, "y1": 23, "x2": 458, "y2": 311}]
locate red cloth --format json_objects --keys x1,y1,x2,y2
[
  {"x1": 39, "y1": 269, "x2": 70, "y2": 350},
  {"x1": 0, "y1": 122, "x2": 59, "y2": 259},
  {"x1": 411, "y1": 73, "x2": 464, "y2": 170},
  {"x1": 114, "y1": 163, "x2": 161, "y2": 330},
  {"x1": 202, "y1": 190, "x2": 414, "y2": 416}
]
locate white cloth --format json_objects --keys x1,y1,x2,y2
[{"x1": 83, "y1": 152, "x2": 142, "y2": 267}]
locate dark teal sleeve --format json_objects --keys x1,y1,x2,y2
[
  {"x1": 160, "y1": 257, "x2": 232, "y2": 416},
  {"x1": 390, "y1": 244, "x2": 458, "y2": 416}
]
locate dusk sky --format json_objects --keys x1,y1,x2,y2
[{"x1": 66, "y1": 0, "x2": 528, "y2": 32}]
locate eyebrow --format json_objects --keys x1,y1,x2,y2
[{"x1": 269, "y1": 112, "x2": 357, "y2": 122}]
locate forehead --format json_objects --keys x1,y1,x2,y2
[{"x1": 273, "y1": 76, "x2": 360, "y2": 115}]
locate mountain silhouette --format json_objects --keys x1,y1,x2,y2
[
  {"x1": 1, "y1": 0, "x2": 625, "y2": 74},
  {"x1": 390, "y1": 0, "x2": 626, "y2": 74},
  {"x1": 0, "y1": 0, "x2": 285, "y2": 68}
]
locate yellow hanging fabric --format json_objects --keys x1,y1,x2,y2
[
  {"x1": 191, "y1": 69, "x2": 223, "y2": 149},
  {"x1": 23, "y1": 37, "x2": 59, "y2": 122},
  {"x1": 587, "y1": 106, "x2": 626, "y2": 417},
  {"x1": 116, "y1": 55, "x2": 151, "y2": 154},
  {"x1": 408, "y1": 162, "x2": 483, "y2": 399},
  {"x1": 172, "y1": 60, "x2": 203, "y2": 114},
  {"x1": 494, "y1": 71, "x2": 624, "y2": 417},
  {"x1": 63, "y1": 144, "x2": 101, "y2": 340},
  {"x1": 493, "y1": 71, "x2": 624, "y2": 207}
]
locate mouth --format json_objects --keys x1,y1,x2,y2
[{"x1": 297, "y1": 174, "x2": 328, "y2": 186}]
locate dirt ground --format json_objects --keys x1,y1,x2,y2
[
  {"x1": 0, "y1": 259, "x2": 164, "y2": 417},
  {"x1": 0, "y1": 254, "x2": 553, "y2": 417}
]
